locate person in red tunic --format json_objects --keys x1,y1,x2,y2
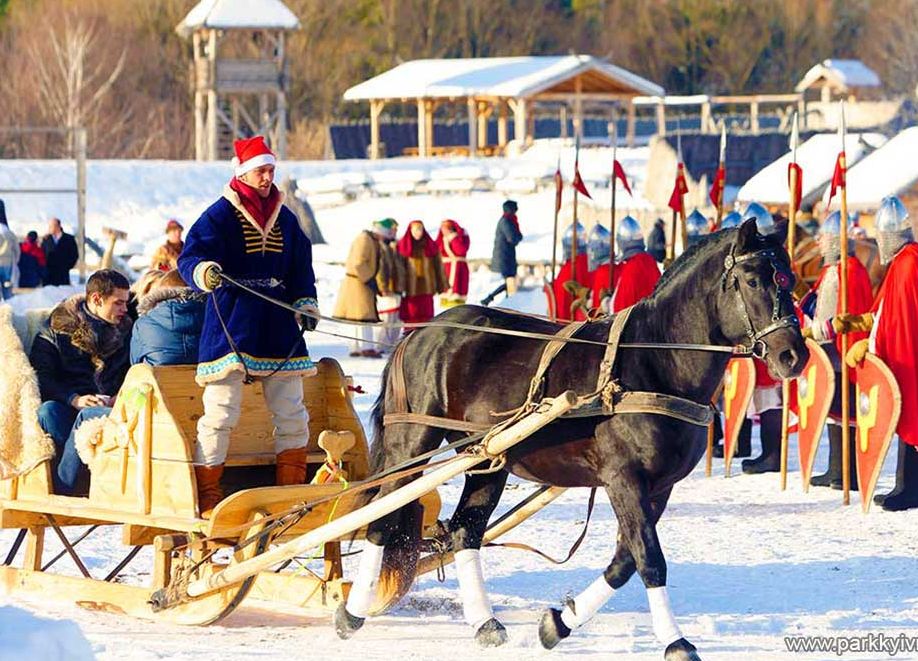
[
  {"x1": 552, "y1": 222, "x2": 590, "y2": 321},
  {"x1": 436, "y1": 219, "x2": 470, "y2": 308},
  {"x1": 799, "y1": 211, "x2": 874, "y2": 489},
  {"x1": 586, "y1": 222, "x2": 610, "y2": 297},
  {"x1": 837, "y1": 196, "x2": 918, "y2": 510},
  {"x1": 397, "y1": 220, "x2": 447, "y2": 329},
  {"x1": 591, "y1": 215, "x2": 661, "y2": 313}
]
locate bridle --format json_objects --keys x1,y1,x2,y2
[{"x1": 721, "y1": 244, "x2": 799, "y2": 360}]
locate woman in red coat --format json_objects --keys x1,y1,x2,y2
[
  {"x1": 436, "y1": 219, "x2": 470, "y2": 308},
  {"x1": 398, "y1": 221, "x2": 447, "y2": 328}
]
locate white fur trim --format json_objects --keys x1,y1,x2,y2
[
  {"x1": 222, "y1": 185, "x2": 286, "y2": 239},
  {"x1": 74, "y1": 416, "x2": 108, "y2": 467},
  {"x1": 346, "y1": 542, "x2": 385, "y2": 618},
  {"x1": 646, "y1": 586, "x2": 683, "y2": 647},
  {"x1": 234, "y1": 153, "x2": 276, "y2": 177},
  {"x1": 455, "y1": 548, "x2": 493, "y2": 629},
  {"x1": 560, "y1": 575, "x2": 615, "y2": 630},
  {"x1": 193, "y1": 261, "x2": 220, "y2": 292}
]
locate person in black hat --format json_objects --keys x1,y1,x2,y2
[{"x1": 481, "y1": 200, "x2": 522, "y2": 305}]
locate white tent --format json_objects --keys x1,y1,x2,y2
[
  {"x1": 825, "y1": 127, "x2": 918, "y2": 211},
  {"x1": 736, "y1": 133, "x2": 886, "y2": 208}
]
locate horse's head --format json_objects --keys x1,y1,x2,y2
[{"x1": 716, "y1": 219, "x2": 808, "y2": 379}]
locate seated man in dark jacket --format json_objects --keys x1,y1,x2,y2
[
  {"x1": 29, "y1": 269, "x2": 132, "y2": 494},
  {"x1": 130, "y1": 269, "x2": 204, "y2": 366}
]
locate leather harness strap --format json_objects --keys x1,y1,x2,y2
[{"x1": 382, "y1": 304, "x2": 713, "y2": 431}]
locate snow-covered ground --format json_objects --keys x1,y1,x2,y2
[{"x1": 1, "y1": 153, "x2": 917, "y2": 660}]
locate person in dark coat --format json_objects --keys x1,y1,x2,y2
[
  {"x1": 41, "y1": 217, "x2": 79, "y2": 286},
  {"x1": 29, "y1": 269, "x2": 132, "y2": 494},
  {"x1": 130, "y1": 269, "x2": 204, "y2": 366},
  {"x1": 18, "y1": 231, "x2": 47, "y2": 288},
  {"x1": 647, "y1": 217, "x2": 667, "y2": 264},
  {"x1": 177, "y1": 135, "x2": 319, "y2": 515},
  {"x1": 482, "y1": 199, "x2": 523, "y2": 305}
]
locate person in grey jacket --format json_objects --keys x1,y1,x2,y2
[
  {"x1": 482, "y1": 200, "x2": 523, "y2": 305},
  {"x1": 0, "y1": 200, "x2": 21, "y2": 299}
]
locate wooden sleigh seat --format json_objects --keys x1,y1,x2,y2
[{"x1": 1, "y1": 357, "x2": 439, "y2": 540}]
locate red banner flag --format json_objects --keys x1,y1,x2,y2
[
  {"x1": 668, "y1": 163, "x2": 688, "y2": 213},
  {"x1": 787, "y1": 162, "x2": 803, "y2": 210},
  {"x1": 554, "y1": 167, "x2": 563, "y2": 213},
  {"x1": 826, "y1": 152, "x2": 846, "y2": 209},
  {"x1": 613, "y1": 159, "x2": 632, "y2": 196},
  {"x1": 709, "y1": 163, "x2": 725, "y2": 208},
  {"x1": 572, "y1": 162, "x2": 592, "y2": 199}
]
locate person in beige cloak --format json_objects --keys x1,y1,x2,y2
[{"x1": 334, "y1": 224, "x2": 384, "y2": 358}]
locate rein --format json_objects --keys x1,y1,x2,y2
[{"x1": 217, "y1": 272, "x2": 751, "y2": 357}]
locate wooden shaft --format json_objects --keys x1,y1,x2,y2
[
  {"x1": 609, "y1": 171, "x2": 617, "y2": 294},
  {"x1": 184, "y1": 392, "x2": 579, "y2": 599},
  {"x1": 780, "y1": 163, "x2": 799, "y2": 491},
  {"x1": 550, "y1": 203, "x2": 560, "y2": 292},
  {"x1": 668, "y1": 210, "x2": 677, "y2": 263},
  {"x1": 839, "y1": 153, "x2": 850, "y2": 505},
  {"x1": 705, "y1": 420, "x2": 714, "y2": 478},
  {"x1": 572, "y1": 187, "x2": 579, "y2": 280}
]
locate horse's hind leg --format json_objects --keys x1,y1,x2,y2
[
  {"x1": 538, "y1": 486, "x2": 672, "y2": 648},
  {"x1": 335, "y1": 423, "x2": 445, "y2": 639},
  {"x1": 447, "y1": 470, "x2": 509, "y2": 647}
]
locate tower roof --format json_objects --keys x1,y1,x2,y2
[{"x1": 176, "y1": 0, "x2": 299, "y2": 39}]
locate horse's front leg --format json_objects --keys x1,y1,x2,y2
[
  {"x1": 607, "y1": 480, "x2": 701, "y2": 661},
  {"x1": 448, "y1": 470, "x2": 509, "y2": 647}
]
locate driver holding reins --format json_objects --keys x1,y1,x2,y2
[{"x1": 178, "y1": 136, "x2": 319, "y2": 516}]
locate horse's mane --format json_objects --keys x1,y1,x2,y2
[{"x1": 652, "y1": 229, "x2": 735, "y2": 296}]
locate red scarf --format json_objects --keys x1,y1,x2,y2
[
  {"x1": 229, "y1": 177, "x2": 281, "y2": 229},
  {"x1": 502, "y1": 212, "x2": 520, "y2": 232},
  {"x1": 397, "y1": 223, "x2": 438, "y2": 258}
]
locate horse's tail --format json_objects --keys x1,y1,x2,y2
[{"x1": 363, "y1": 350, "x2": 424, "y2": 615}]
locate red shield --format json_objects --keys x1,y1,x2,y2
[
  {"x1": 790, "y1": 340, "x2": 836, "y2": 491},
  {"x1": 723, "y1": 358, "x2": 755, "y2": 476},
  {"x1": 854, "y1": 354, "x2": 901, "y2": 512},
  {"x1": 543, "y1": 282, "x2": 557, "y2": 321}
]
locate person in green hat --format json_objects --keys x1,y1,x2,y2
[{"x1": 372, "y1": 218, "x2": 406, "y2": 348}]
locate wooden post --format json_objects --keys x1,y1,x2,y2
[
  {"x1": 275, "y1": 31, "x2": 287, "y2": 159},
  {"x1": 206, "y1": 29, "x2": 218, "y2": 161},
  {"x1": 370, "y1": 100, "x2": 384, "y2": 160},
  {"x1": 626, "y1": 99, "x2": 636, "y2": 148},
  {"x1": 573, "y1": 76, "x2": 583, "y2": 140},
  {"x1": 23, "y1": 527, "x2": 44, "y2": 571},
  {"x1": 477, "y1": 101, "x2": 488, "y2": 151},
  {"x1": 656, "y1": 101, "x2": 666, "y2": 137},
  {"x1": 513, "y1": 98, "x2": 527, "y2": 145},
  {"x1": 467, "y1": 98, "x2": 478, "y2": 157},
  {"x1": 497, "y1": 101, "x2": 508, "y2": 148},
  {"x1": 560, "y1": 105, "x2": 568, "y2": 139},
  {"x1": 74, "y1": 127, "x2": 87, "y2": 283},
  {"x1": 417, "y1": 99, "x2": 427, "y2": 158},
  {"x1": 750, "y1": 100, "x2": 760, "y2": 134},
  {"x1": 425, "y1": 100, "x2": 435, "y2": 155}
]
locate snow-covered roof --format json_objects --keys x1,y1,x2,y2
[
  {"x1": 737, "y1": 132, "x2": 887, "y2": 207},
  {"x1": 342, "y1": 55, "x2": 664, "y2": 102},
  {"x1": 825, "y1": 127, "x2": 918, "y2": 210},
  {"x1": 795, "y1": 59, "x2": 881, "y2": 93},
  {"x1": 176, "y1": 0, "x2": 299, "y2": 39}
]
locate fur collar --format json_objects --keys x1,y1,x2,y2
[
  {"x1": 49, "y1": 294, "x2": 132, "y2": 366},
  {"x1": 222, "y1": 184, "x2": 287, "y2": 237},
  {"x1": 137, "y1": 286, "x2": 202, "y2": 316}
]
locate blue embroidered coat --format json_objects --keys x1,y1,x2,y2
[{"x1": 178, "y1": 186, "x2": 318, "y2": 384}]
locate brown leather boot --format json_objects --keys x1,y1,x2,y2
[
  {"x1": 276, "y1": 447, "x2": 308, "y2": 486},
  {"x1": 194, "y1": 464, "x2": 224, "y2": 518}
]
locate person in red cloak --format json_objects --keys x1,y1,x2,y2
[
  {"x1": 436, "y1": 219, "x2": 470, "y2": 308},
  {"x1": 837, "y1": 196, "x2": 918, "y2": 511},
  {"x1": 552, "y1": 222, "x2": 590, "y2": 321},
  {"x1": 591, "y1": 215, "x2": 661, "y2": 313},
  {"x1": 799, "y1": 211, "x2": 874, "y2": 489},
  {"x1": 397, "y1": 221, "x2": 447, "y2": 330}
]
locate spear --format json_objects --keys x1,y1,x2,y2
[
  {"x1": 780, "y1": 111, "x2": 801, "y2": 491},
  {"x1": 712, "y1": 125, "x2": 727, "y2": 229},
  {"x1": 609, "y1": 122, "x2": 618, "y2": 298},
  {"x1": 677, "y1": 129, "x2": 688, "y2": 253},
  {"x1": 551, "y1": 155, "x2": 562, "y2": 290},
  {"x1": 837, "y1": 101, "x2": 852, "y2": 506},
  {"x1": 572, "y1": 137, "x2": 581, "y2": 290},
  {"x1": 666, "y1": 128, "x2": 688, "y2": 264}
]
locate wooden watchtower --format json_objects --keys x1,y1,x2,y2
[{"x1": 176, "y1": 0, "x2": 300, "y2": 161}]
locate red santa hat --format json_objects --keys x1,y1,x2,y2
[{"x1": 232, "y1": 136, "x2": 276, "y2": 177}]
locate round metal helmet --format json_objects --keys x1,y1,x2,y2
[
  {"x1": 742, "y1": 202, "x2": 777, "y2": 236},
  {"x1": 719, "y1": 210, "x2": 742, "y2": 230},
  {"x1": 615, "y1": 215, "x2": 645, "y2": 259},
  {"x1": 561, "y1": 221, "x2": 588, "y2": 261},
  {"x1": 875, "y1": 195, "x2": 914, "y2": 264},
  {"x1": 685, "y1": 209, "x2": 709, "y2": 247},
  {"x1": 818, "y1": 211, "x2": 849, "y2": 264},
  {"x1": 587, "y1": 223, "x2": 611, "y2": 271},
  {"x1": 875, "y1": 196, "x2": 910, "y2": 233}
]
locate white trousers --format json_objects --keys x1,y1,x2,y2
[
  {"x1": 350, "y1": 324, "x2": 375, "y2": 353},
  {"x1": 195, "y1": 371, "x2": 310, "y2": 466},
  {"x1": 375, "y1": 295, "x2": 401, "y2": 348}
]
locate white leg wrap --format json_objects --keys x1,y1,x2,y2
[
  {"x1": 560, "y1": 575, "x2": 616, "y2": 630},
  {"x1": 455, "y1": 549, "x2": 494, "y2": 630},
  {"x1": 345, "y1": 542, "x2": 385, "y2": 618},
  {"x1": 646, "y1": 586, "x2": 683, "y2": 647}
]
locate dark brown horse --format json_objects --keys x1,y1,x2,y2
[{"x1": 336, "y1": 220, "x2": 808, "y2": 661}]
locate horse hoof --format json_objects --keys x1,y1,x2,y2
[
  {"x1": 538, "y1": 607, "x2": 571, "y2": 650},
  {"x1": 664, "y1": 637, "x2": 702, "y2": 661},
  {"x1": 334, "y1": 603, "x2": 364, "y2": 640},
  {"x1": 475, "y1": 618, "x2": 508, "y2": 647}
]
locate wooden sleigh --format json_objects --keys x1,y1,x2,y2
[{"x1": 0, "y1": 356, "x2": 570, "y2": 625}]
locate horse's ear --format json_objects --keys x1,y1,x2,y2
[{"x1": 737, "y1": 218, "x2": 758, "y2": 252}]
